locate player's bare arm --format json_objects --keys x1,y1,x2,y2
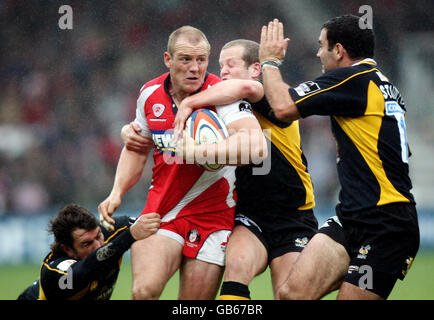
[
  {"x1": 177, "y1": 117, "x2": 267, "y2": 166},
  {"x1": 173, "y1": 79, "x2": 264, "y2": 141},
  {"x1": 121, "y1": 121, "x2": 155, "y2": 154},
  {"x1": 98, "y1": 147, "x2": 150, "y2": 231},
  {"x1": 259, "y1": 19, "x2": 300, "y2": 122}
]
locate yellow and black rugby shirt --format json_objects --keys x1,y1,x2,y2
[
  {"x1": 20, "y1": 216, "x2": 136, "y2": 300},
  {"x1": 235, "y1": 97, "x2": 315, "y2": 214},
  {"x1": 289, "y1": 59, "x2": 415, "y2": 212}
]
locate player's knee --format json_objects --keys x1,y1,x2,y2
[
  {"x1": 277, "y1": 277, "x2": 312, "y2": 300},
  {"x1": 225, "y1": 254, "x2": 253, "y2": 279},
  {"x1": 131, "y1": 282, "x2": 160, "y2": 300},
  {"x1": 278, "y1": 282, "x2": 304, "y2": 300},
  {"x1": 276, "y1": 282, "x2": 291, "y2": 300}
]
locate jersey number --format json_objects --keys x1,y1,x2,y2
[{"x1": 385, "y1": 101, "x2": 409, "y2": 163}]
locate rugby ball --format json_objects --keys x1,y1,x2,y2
[{"x1": 185, "y1": 108, "x2": 229, "y2": 172}]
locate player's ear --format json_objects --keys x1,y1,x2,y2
[
  {"x1": 61, "y1": 244, "x2": 75, "y2": 258},
  {"x1": 163, "y1": 51, "x2": 172, "y2": 69},
  {"x1": 249, "y1": 62, "x2": 262, "y2": 80},
  {"x1": 334, "y1": 43, "x2": 345, "y2": 60}
]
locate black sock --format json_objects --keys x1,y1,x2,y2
[{"x1": 219, "y1": 281, "x2": 251, "y2": 300}]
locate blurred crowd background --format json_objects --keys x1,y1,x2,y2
[{"x1": 0, "y1": 0, "x2": 433, "y2": 216}]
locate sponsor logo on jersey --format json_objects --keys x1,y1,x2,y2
[
  {"x1": 321, "y1": 215, "x2": 343, "y2": 228},
  {"x1": 56, "y1": 259, "x2": 77, "y2": 272},
  {"x1": 385, "y1": 101, "x2": 404, "y2": 115},
  {"x1": 294, "y1": 81, "x2": 320, "y2": 97},
  {"x1": 220, "y1": 235, "x2": 229, "y2": 253},
  {"x1": 234, "y1": 214, "x2": 263, "y2": 232},
  {"x1": 347, "y1": 265, "x2": 359, "y2": 274},
  {"x1": 96, "y1": 243, "x2": 116, "y2": 261},
  {"x1": 151, "y1": 130, "x2": 176, "y2": 153}
]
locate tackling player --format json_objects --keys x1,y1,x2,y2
[
  {"x1": 99, "y1": 26, "x2": 266, "y2": 300},
  {"x1": 17, "y1": 203, "x2": 160, "y2": 300},
  {"x1": 172, "y1": 39, "x2": 317, "y2": 299},
  {"x1": 259, "y1": 16, "x2": 419, "y2": 299}
]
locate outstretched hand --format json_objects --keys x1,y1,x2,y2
[{"x1": 259, "y1": 18, "x2": 290, "y2": 63}]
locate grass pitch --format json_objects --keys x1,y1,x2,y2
[{"x1": 1, "y1": 251, "x2": 433, "y2": 300}]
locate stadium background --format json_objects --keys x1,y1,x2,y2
[{"x1": 0, "y1": 0, "x2": 433, "y2": 299}]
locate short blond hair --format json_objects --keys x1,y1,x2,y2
[
  {"x1": 167, "y1": 26, "x2": 211, "y2": 55},
  {"x1": 222, "y1": 39, "x2": 259, "y2": 67}
]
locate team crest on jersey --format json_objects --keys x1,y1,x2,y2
[
  {"x1": 152, "y1": 104, "x2": 165, "y2": 118},
  {"x1": 402, "y1": 256, "x2": 414, "y2": 277},
  {"x1": 357, "y1": 244, "x2": 371, "y2": 259},
  {"x1": 294, "y1": 81, "x2": 320, "y2": 97},
  {"x1": 238, "y1": 101, "x2": 252, "y2": 113},
  {"x1": 186, "y1": 229, "x2": 201, "y2": 248},
  {"x1": 295, "y1": 237, "x2": 309, "y2": 248}
]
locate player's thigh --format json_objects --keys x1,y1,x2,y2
[
  {"x1": 337, "y1": 282, "x2": 383, "y2": 300},
  {"x1": 178, "y1": 257, "x2": 224, "y2": 300},
  {"x1": 269, "y1": 251, "x2": 299, "y2": 297},
  {"x1": 224, "y1": 225, "x2": 268, "y2": 283},
  {"x1": 131, "y1": 234, "x2": 183, "y2": 296},
  {"x1": 279, "y1": 233, "x2": 350, "y2": 299}
]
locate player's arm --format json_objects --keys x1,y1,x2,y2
[
  {"x1": 98, "y1": 147, "x2": 151, "y2": 231},
  {"x1": 259, "y1": 18, "x2": 300, "y2": 122},
  {"x1": 121, "y1": 121, "x2": 155, "y2": 154},
  {"x1": 78, "y1": 214, "x2": 160, "y2": 274},
  {"x1": 41, "y1": 214, "x2": 160, "y2": 299},
  {"x1": 177, "y1": 102, "x2": 267, "y2": 166},
  {"x1": 205, "y1": 117, "x2": 267, "y2": 165},
  {"x1": 174, "y1": 79, "x2": 264, "y2": 141},
  {"x1": 262, "y1": 68, "x2": 300, "y2": 122},
  {"x1": 100, "y1": 90, "x2": 154, "y2": 230}
]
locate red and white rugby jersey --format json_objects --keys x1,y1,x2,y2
[{"x1": 134, "y1": 72, "x2": 253, "y2": 223}]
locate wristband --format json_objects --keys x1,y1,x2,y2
[{"x1": 260, "y1": 59, "x2": 283, "y2": 70}]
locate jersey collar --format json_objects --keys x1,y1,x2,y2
[
  {"x1": 352, "y1": 58, "x2": 377, "y2": 66},
  {"x1": 163, "y1": 72, "x2": 210, "y2": 114}
]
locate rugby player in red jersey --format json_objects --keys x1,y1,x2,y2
[{"x1": 99, "y1": 26, "x2": 265, "y2": 300}]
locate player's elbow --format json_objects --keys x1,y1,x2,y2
[
  {"x1": 120, "y1": 124, "x2": 129, "y2": 144},
  {"x1": 274, "y1": 101, "x2": 299, "y2": 123},
  {"x1": 239, "y1": 80, "x2": 263, "y2": 102}
]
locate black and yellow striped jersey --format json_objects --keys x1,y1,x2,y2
[
  {"x1": 289, "y1": 58, "x2": 414, "y2": 212},
  {"x1": 18, "y1": 216, "x2": 136, "y2": 300},
  {"x1": 235, "y1": 96, "x2": 315, "y2": 214}
]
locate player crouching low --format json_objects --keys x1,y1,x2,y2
[{"x1": 17, "y1": 203, "x2": 160, "y2": 300}]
